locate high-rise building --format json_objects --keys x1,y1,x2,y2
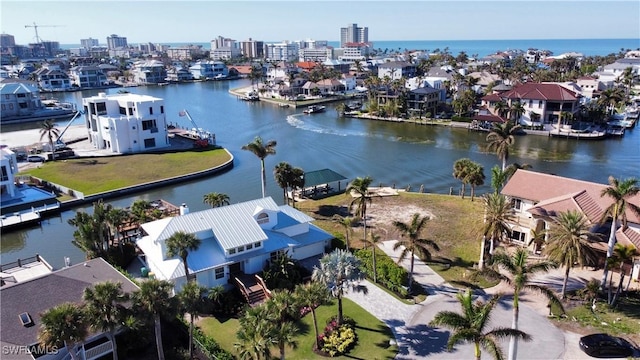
[
  {"x1": 80, "y1": 38, "x2": 99, "y2": 49},
  {"x1": 238, "y1": 38, "x2": 264, "y2": 59},
  {"x1": 211, "y1": 36, "x2": 236, "y2": 50},
  {"x1": 1, "y1": 33, "x2": 16, "y2": 47},
  {"x1": 106, "y1": 34, "x2": 127, "y2": 50},
  {"x1": 340, "y1": 23, "x2": 368, "y2": 47}
]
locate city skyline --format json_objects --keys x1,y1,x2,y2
[{"x1": 1, "y1": 1, "x2": 639, "y2": 46}]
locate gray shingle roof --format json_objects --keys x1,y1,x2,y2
[{"x1": 0, "y1": 258, "x2": 138, "y2": 351}]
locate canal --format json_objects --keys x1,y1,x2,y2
[{"x1": 2, "y1": 79, "x2": 639, "y2": 268}]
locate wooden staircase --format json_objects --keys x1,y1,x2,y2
[{"x1": 234, "y1": 273, "x2": 271, "y2": 307}]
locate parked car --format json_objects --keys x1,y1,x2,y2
[
  {"x1": 579, "y1": 333, "x2": 636, "y2": 358},
  {"x1": 27, "y1": 155, "x2": 45, "y2": 163}
]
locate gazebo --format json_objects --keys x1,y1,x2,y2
[{"x1": 299, "y1": 169, "x2": 348, "y2": 199}]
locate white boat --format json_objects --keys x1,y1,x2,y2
[{"x1": 303, "y1": 105, "x2": 326, "y2": 114}]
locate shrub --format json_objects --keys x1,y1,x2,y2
[
  {"x1": 193, "y1": 328, "x2": 235, "y2": 360},
  {"x1": 319, "y1": 316, "x2": 357, "y2": 357},
  {"x1": 355, "y1": 249, "x2": 408, "y2": 296}
]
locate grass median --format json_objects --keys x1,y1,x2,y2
[{"x1": 20, "y1": 148, "x2": 232, "y2": 196}]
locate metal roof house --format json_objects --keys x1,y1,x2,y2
[{"x1": 136, "y1": 197, "x2": 333, "y2": 291}]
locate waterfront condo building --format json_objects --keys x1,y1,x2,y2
[
  {"x1": 106, "y1": 34, "x2": 127, "y2": 50},
  {"x1": 340, "y1": 23, "x2": 368, "y2": 48},
  {"x1": 238, "y1": 38, "x2": 265, "y2": 59},
  {"x1": 80, "y1": 37, "x2": 100, "y2": 49},
  {"x1": 82, "y1": 93, "x2": 170, "y2": 154}
]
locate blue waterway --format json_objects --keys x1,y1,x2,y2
[{"x1": 62, "y1": 38, "x2": 639, "y2": 58}]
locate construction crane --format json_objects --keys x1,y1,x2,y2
[{"x1": 24, "y1": 22, "x2": 62, "y2": 44}]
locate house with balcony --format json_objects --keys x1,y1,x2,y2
[
  {"x1": 82, "y1": 92, "x2": 169, "y2": 154},
  {"x1": 165, "y1": 67, "x2": 194, "y2": 82},
  {"x1": 132, "y1": 60, "x2": 167, "y2": 85},
  {"x1": 69, "y1": 65, "x2": 108, "y2": 88},
  {"x1": 407, "y1": 86, "x2": 442, "y2": 118},
  {"x1": 136, "y1": 197, "x2": 333, "y2": 294},
  {"x1": 481, "y1": 82, "x2": 581, "y2": 127},
  {"x1": 377, "y1": 61, "x2": 417, "y2": 80},
  {"x1": 500, "y1": 170, "x2": 640, "y2": 279},
  {"x1": 0, "y1": 257, "x2": 139, "y2": 360},
  {"x1": 32, "y1": 66, "x2": 71, "y2": 91},
  {"x1": 189, "y1": 61, "x2": 228, "y2": 80}
]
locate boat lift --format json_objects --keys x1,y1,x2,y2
[
  {"x1": 178, "y1": 109, "x2": 216, "y2": 146},
  {"x1": 54, "y1": 109, "x2": 83, "y2": 148}
]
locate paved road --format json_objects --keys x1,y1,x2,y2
[{"x1": 345, "y1": 240, "x2": 598, "y2": 360}]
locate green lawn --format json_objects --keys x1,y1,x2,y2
[
  {"x1": 297, "y1": 192, "x2": 496, "y2": 288},
  {"x1": 20, "y1": 148, "x2": 231, "y2": 195},
  {"x1": 198, "y1": 298, "x2": 397, "y2": 359}
]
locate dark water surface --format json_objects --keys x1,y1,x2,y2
[{"x1": 2, "y1": 79, "x2": 639, "y2": 268}]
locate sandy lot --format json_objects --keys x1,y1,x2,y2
[{"x1": 0, "y1": 125, "x2": 89, "y2": 150}]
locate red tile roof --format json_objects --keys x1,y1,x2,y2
[
  {"x1": 473, "y1": 114, "x2": 506, "y2": 123},
  {"x1": 616, "y1": 227, "x2": 640, "y2": 250},
  {"x1": 296, "y1": 61, "x2": 318, "y2": 71},
  {"x1": 482, "y1": 93, "x2": 502, "y2": 101},
  {"x1": 499, "y1": 83, "x2": 580, "y2": 101},
  {"x1": 502, "y1": 170, "x2": 640, "y2": 224}
]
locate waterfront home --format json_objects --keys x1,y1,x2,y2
[
  {"x1": 501, "y1": 170, "x2": 640, "y2": 280},
  {"x1": 0, "y1": 257, "x2": 139, "y2": 360},
  {"x1": 131, "y1": 60, "x2": 167, "y2": 85},
  {"x1": 165, "y1": 66, "x2": 194, "y2": 82},
  {"x1": 82, "y1": 92, "x2": 170, "y2": 154},
  {"x1": 0, "y1": 78, "x2": 77, "y2": 123},
  {"x1": 135, "y1": 197, "x2": 333, "y2": 292},
  {"x1": 32, "y1": 65, "x2": 72, "y2": 91},
  {"x1": 377, "y1": 61, "x2": 417, "y2": 80},
  {"x1": 481, "y1": 82, "x2": 581, "y2": 126},
  {"x1": 406, "y1": 86, "x2": 442, "y2": 117},
  {"x1": 575, "y1": 76, "x2": 612, "y2": 101},
  {"x1": 69, "y1": 65, "x2": 108, "y2": 88},
  {"x1": 189, "y1": 60, "x2": 228, "y2": 80},
  {"x1": 0, "y1": 147, "x2": 59, "y2": 229}
]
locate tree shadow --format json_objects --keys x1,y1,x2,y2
[
  {"x1": 400, "y1": 324, "x2": 451, "y2": 357},
  {"x1": 316, "y1": 204, "x2": 349, "y2": 217},
  {"x1": 76, "y1": 159, "x2": 105, "y2": 165}
]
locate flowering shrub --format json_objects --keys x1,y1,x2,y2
[{"x1": 318, "y1": 317, "x2": 357, "y2": 357}]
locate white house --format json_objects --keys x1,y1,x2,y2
[
  {"x1": 32, "y1": 65, "x2": 72, "y2": 91},
  {"x1": 189, "y1": 61, "x2": 228, "y2": 79},
  {"x1": 0, "y1": 147, "x2": 18, "y2": 198},
  {"x1": 82, "y1": 93, "x2": 169, "y2": 154},
  {"x1": 136, "y1": 197, "x2": 333, "y2": 292},
  {"x1": 69, "y1": 65, "x2": 108, "y2": 88},
  {"x1": 132, "y1": 60, "x2": 167, "y2": 85}
]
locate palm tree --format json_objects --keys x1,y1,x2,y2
[
  {"x1": 106, "y1": 207, "x2": 128, "y2": 247},
  {"x1": 346, "y1": 176, "x2": 374, "y2": 243},
  {"x1": 393, "y1": 213, "x2": 440, "y2": 289},
  {"x1": 38, "y1": 302, "x2": 87, "y2": 360},
  {"x1": 83, "y1": 281, "x2": 129, "y2": 360},
  {"x1": 366, "y1": 232, "x2": 383, "y2": 283},
  {"x1": 242, "y1": 136, "x2": 277, "y2": 198},
  {"x1": 493, "y1": 101, "x2": 509, "y2": 119},
  {"x1": 332, "y1": 214, "x2": 354, "y2": 250},
  {"x1": 166, "y1": 231, "x2": 201, "y2": 282},
  {"x1": 544, "y1": 210, "x2": 599, "y2": 298},
  {"x1": 312, "y1": 249, "x2": 366, "y2": 325},
  {"x1": 508, "y1": 102, "x2": 525, "y2": 123},
  {"x1": 467, "y1": 162, "x2": 486, "y2": 201},
  {"x1": 610, "y1": 243, "x2": 637, "y2": 305},
  {"x1": 202, "y1": 192, "x2": 230, "y2": 208},
  {"x1": 274, "y1": 162, "x2": 293, "y2": 205},
  {"x1": 486, "y1": 121, "x2": 522, "y2": 171},
  {"x1": 597, "y1": 88, "x2": 625, "y2": 116},
  {"x1": 179, "y1": 281, "x2": 207, "y2": 359},
  {"x1": 474, "y1": 249, "x2": 562, "y2": 360},
  {"x1": 294, "y1": 282, "x2": 331, "y2": 351},
  {"x1": 236, "y1": 305, "x2": 274, "y2": 360},
  {"x1": 132, "y1": 279, "x2": 178, "y2": 360},
  {"x1": 269, "y1": 321, "x2": 297, "y2": 360},
  {"x1": 39, "y1": 119, "x2": 60, "y2": 161},
  {"x1": 490, "y1": 166, "x2": 508, "y2": 194},
  {"x1": 617, "y1": 67, "x2": 635, "y2": 96},
  {"x1": 453, "y1": 158, "x2": 473, "y2": 199},
  {"x1": 482, "y1": 193, "x2": 513, "y2": 266},
  {"x1": 429, "y1": 289, "x2": 531, "y2": 360},
  {"x1": 599, "y1": 176, "x2": 640, "y2": 289}
]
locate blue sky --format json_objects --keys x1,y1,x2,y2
[{"x1": 2, "y1": 1, "x2": 639, "y2": 45}]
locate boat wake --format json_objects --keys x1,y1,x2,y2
[{"x1": 285, "y1": 115, "x2": 435, "y2": 144}]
